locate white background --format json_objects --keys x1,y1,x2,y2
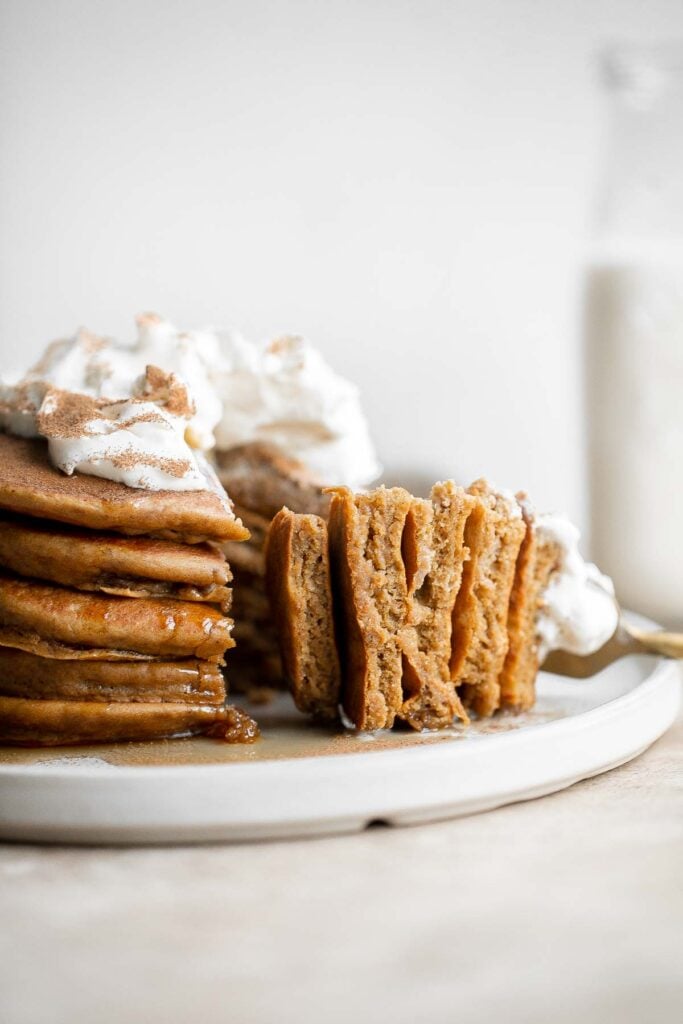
[{"x1": 1, "y1": 0, "x2": 682, "y2": 529}]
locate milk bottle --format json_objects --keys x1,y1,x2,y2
[{"x1": 585, "y1": 46, "x2": 683, "y2": 626}]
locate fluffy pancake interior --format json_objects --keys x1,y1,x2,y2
[
  {"x1": 265, "y1": 508, "x2": 340, "y2": 721},
  {"x1": 398, "y1": 481, "x2": 472, "y2": 730},
  {"x1": 328, "y1": 487, "x2": 415, "y2": 731},
  {"x1": 452, "y1": 482, "x2": 526, "y2": 717}
]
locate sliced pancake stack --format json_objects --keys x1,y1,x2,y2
[
  {"x1": 265, "y1": 480, "x2": 561, "y2": 731},
  {"x1": 0, "y1": 434, "x2": 252, "y2": 746},
  {"x1": 215, "y1": 443, "x2": 329, "y2": 695}
]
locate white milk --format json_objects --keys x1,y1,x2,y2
[{"x1": 585, "y1": 242, "x2": 683, "y2": 626}]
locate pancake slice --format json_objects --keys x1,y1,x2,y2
[
  {"x1": 0, "y1": 694, "x2": 230, "y2": 746},
  {"x1": 398, "y1": 481, "x2": 473, "y2": 730},
  {"x1": 0, "y1": 516, "x2": 231, "y2": 606},
  {"x1": 0, "y1": 575, "x2": 234, "y2": 661},
  {"x1": 0, "y1": 649, "x2": 225, "y2": 704},
  {"x1": 498, "y1": 498, "x2": 562, "y2": 710},
  {"x1": 451, "y1": 481, "x2": 526, "y2": 717},
  {"x1": 0, "y1": 434, "x2": 248, "y2": 544},
  {"x1": 265, "y1": 507, "x2": 340, "y2": 721},
  {"x1": 328, "y1": 486, "x2": 415, "y2": 731}
]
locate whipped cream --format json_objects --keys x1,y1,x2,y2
[
  {"x1": 213, "y1": 334, "x2": 381, "y2": 488},
  {"x1": 0, "y1": 316, "x2": 220, "y2": 491},
  {"x1": 0, "y1": 315, "x2": 381, "y2": 492},
  {"x1": 536, "y1": 512, "x2": 619, "y2": 659},
  {"x1": 0, "y1": 313, "x2": 223, "y2": 450},
  {"x1": 36, "y1": 377, "x2": 208, "y2": 491}
]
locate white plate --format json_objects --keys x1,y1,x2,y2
[{"x1": 0, "y1": 647, "x2": 679, "y2": 844}]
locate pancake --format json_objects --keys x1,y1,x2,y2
[
  {"x1": 232, "y1": 506, "x2": 272, "y2": 548},
  {"x1": 0, "y1": 434, "x2": 249, "y2": 544},
  {"x1": 0, "y1": 575, "x2": 234, "y2": 661},
  {"x1": 222, "y1": 507, "x2": 270, "y2": 577},
  {"x1": 498, "y1": 498, "x2": 562, "y2": 710},
  {"x1": 0, "y1": 629, "x2": 157, "y2": 661},
  {"x1": 278, "y1": 483, "x2": 473, "y2": 732},
  {"x1": 0, "y1": 694, "x2": 229, "y2": 746},
  {"x1": 398, "y1": 481, "x2": 472, "y2": 730},
  {"x1": 451, "y1": 481, "x2": 526, "y2": 717},
  {"x1": 265, "y1": 508, "x2": 340, "y2": 721},
  {"x1": 0, "y1": 515, "x2": 231, "y2": 606},
  {"x1": 0, "y1": 649, "x2": 225, "y2": 704},
  {"x1": 215, "y1": 442, "x2": 329, "y2": 521},
  {"x1": 328, "y1": 486, "x2": 416, "y2": 731}
]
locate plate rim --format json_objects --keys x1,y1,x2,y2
[{"x1": 0, "y1": 656, "x2": 678, "y2": 843}]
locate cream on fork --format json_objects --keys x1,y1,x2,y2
[{"x1": 543, "y1": 599, "x2": 683, "y2": 678}]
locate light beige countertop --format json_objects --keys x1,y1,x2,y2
[{"x1": 2, "y1": 682, "x2": 681, "y2": 1024}]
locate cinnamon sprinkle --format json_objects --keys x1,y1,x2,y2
[
  {"x1": 0, "y1": 382, "x2": 42, "y2": 415},
  {"x1": 104, "y1": 449, "x2": 193, "y2": 478},
  {"x1": 36, "y1": 390, "x2": 102, "y2": 439},
  {"x1": 140, "y1": 365, "x2": 195, "y2": 419}
]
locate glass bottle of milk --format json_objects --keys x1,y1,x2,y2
[{"x1": 586, "y1": 44, "x2": 683, "y2": 627}]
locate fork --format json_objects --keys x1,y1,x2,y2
[{"x1": 542, "y1": 610, "x2": 683, "y2": 679}]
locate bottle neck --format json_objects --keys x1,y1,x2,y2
[{"x1": 596, "y1": 43, "x2": 683, "y2": 239}]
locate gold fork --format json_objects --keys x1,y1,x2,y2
[{"x1": 542, "y1": 613, "x2": 683, "y2": 679}]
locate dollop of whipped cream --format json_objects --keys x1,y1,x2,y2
[
  {"x1": 536, "y1": 512, "x2": 619, "y2": 659},
  {"x1": 0, "y1": 313, "x2": 222, "y2": 449},
  {"x1": 0, "y1": 315, "x2": 380, "y2": 492},
  {"x1": 35, "y1": 368, "x2": 209, "y2": 491},
  {"x1": 0, "y1": 315, "x2": 221, "y2": 491},
  {"x1": 213, "y1": 334, "x2": 381, "y2": 488}
]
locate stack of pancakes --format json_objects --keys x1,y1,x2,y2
[
  {"x1": 265, "y1": 480, "x2": 561, "y2": 731},
  {"x1": 0, "y1": 434, "x2": 252, "y2": 746},
  {"x1": 215, "y1": 443, "x2": 328, "y2": 694}
]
